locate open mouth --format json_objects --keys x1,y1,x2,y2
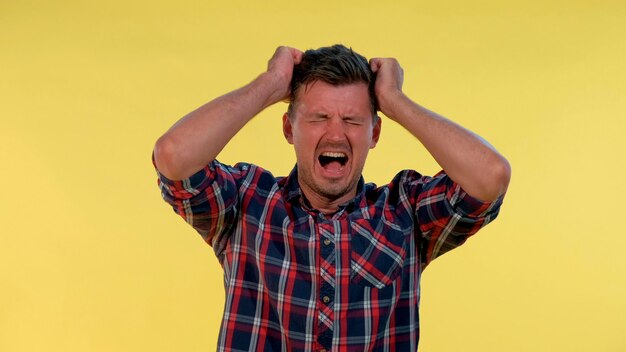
[{"x1": 318, "y1": 152, "x2": 349, "y2": 174}]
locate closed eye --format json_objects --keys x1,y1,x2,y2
[
  {"x1": 309, "y1": 114, "x2": 329, "y2": 122},
  {"x1": 343, "y1": 117, "x2": 363, "y2": 125}
]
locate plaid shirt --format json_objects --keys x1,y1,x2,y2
[{"x1": 156, "y1": 160, "x2": 503, "y2": 351}]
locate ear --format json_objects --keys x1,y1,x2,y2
[
  {"x1": 282, "y1": 113, "x2": 294, "y2": 144},
  {"x1": 370, "y1": 116, "x2": 381, "y2": 149}
]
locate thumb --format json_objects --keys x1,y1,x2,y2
[
  {"x1": 369, "y1": 58, "x2": 382, "y2": 73},
  {"x1": 291, "y1": 48, "x2": 304, "y2": 65}
]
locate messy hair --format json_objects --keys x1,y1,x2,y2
[{"x1": 287, "y1": 44, "x2": 378, "y2": 118}]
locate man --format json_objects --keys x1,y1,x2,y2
[{"x1": 153, "y1": 45, "x2": 510, "y2": 351}]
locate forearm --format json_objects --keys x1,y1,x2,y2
[
  {"x1": 384, "y1": 92, "x2": 511, "y2": 202},
  {"x1": 153, "y1": 72, "x2": 283, "y2": 180}
]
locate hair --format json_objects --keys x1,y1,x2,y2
[{"x1": 287, "y1": 44, "x2": 378, "y2": 118}]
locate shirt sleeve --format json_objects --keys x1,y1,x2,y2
[
  {"x1": 153, "y1": 156, "x2": 251, "y2": 257},
  {"x1": 403, "y1": 170, "x2": 504, "y2": 267}
]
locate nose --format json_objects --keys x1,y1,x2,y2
[{"x1": 324, "y1": 117, "x2": 347, "y2": 142}]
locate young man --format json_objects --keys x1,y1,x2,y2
[{"x1": 153, "y1": 45, "x2": 510, "y2": 351}]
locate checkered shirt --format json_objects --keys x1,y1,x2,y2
[{"x1": 156, "y1": 160, "x2": 503, "y2": 351}]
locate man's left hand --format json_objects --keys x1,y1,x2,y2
[{"x1": 370, "y1": 57, "x2": 405, "y2": 119}]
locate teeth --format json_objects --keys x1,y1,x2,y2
[{"x1": 321, "y1": 152, "x2": 346, "y2": 158}]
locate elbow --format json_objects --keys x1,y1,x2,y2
[
  {"x1": 153, "y1": 135, "x2": 183, "y2": 181},
  {"x1": 467, "y1": 156, "x2": 511, "y2": 203},
  {"x1": 485, "y1": 157, "x2": 511, "y2": 201}
]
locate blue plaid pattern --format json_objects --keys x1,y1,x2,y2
[{"x1": 156, "y1": 160, "x2": 503, "y2": 351}]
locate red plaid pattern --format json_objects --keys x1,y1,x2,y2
[{"x1": 156, "y1": 159, "x2": 503, "y2": 351}]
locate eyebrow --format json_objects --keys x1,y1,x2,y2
[{"x1": 308, "y1": 112, "x2": 366, "y2": 120}]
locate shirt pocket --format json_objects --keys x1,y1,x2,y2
[{"x1": 349, "y1": 218, "x2": 408, "y2": 289}]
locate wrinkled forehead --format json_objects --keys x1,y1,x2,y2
[
  {"x1": 290, "y1": 80, "x2": 376, "y2": 119},
  {"x1": 299, "y1": 81, "x2": 369, "y2": 108}
]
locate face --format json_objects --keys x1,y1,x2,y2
[{"x1": 283, "y1": 80, "x2": 381, "y2": 208}]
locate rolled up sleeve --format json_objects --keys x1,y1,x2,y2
[
  {"x1": 409, "y1": 170, "x2": 504, "y2": 266},
  {"x1": 154, "y1": 157, "x2": 249, "y2": 257}
]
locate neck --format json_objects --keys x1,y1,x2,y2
[{"x1": 298, "y1": 181, "x2": 357, "y2": 215}]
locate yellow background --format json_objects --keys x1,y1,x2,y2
[{"x1": 2, "y1": 0, "x2": 625, "y2": 351}]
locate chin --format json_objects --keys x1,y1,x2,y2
[{"x1": 314, "y1": 180, "x2": 353, "y2": 200}]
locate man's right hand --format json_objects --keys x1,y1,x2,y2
[
  {"x1": 154, "y1": 46, "x2": 303, "y2": 181},
  {"x1": 265, "y1": 46, "x2": 304, "y2": 105}
]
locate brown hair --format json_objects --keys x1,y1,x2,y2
[{"x1": 287, "y1": 44, "x2": 377, "y2": 118}]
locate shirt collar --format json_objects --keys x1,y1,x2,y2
[{"x1": 283, "y1": 165, "x2": 367, "y2": 213}]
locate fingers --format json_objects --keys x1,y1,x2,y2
[
  {"x1": 369, "y1": 58, "x2": 383, "y2": 73},
  {"x1": 370, "y1": 57, "x2": 401, "y2": 72},
  {"x1": 287, "y1": 47, "x2": 304, "y2": 65},
  {"x1": 369, "y1": 57, "x2": 404, "y2": 115},
  {"x1": 273, "y1": 46, "x2": 303, "y2": 63},
  {"x1": 268, "y1": 46, "x2": 304, "y2": 73},
  {"x1": 265, "y1": 46, "x2": 303, "y2": 104},
  {"x1": 370, "y1": 57, "x2": 404, "y2": 85}
]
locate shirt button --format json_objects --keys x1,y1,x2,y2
[
  {"x1": 323, "y1": 238, "x2": 331, "y2": 246},
  {"x1": 322, "y1": 295, "x2": 330, "y2": 304}
]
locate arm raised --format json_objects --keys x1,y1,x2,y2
[
  {"x1": 153, "y1": 46, "x2": 303, "y2": 181},
  {"x1": 370, "y1": 57, "x2": 511, "y2": 202}
]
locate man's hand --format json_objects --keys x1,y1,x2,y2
[
  {"x1": 369, "y1": 56, "x2": 510, "y2": 202},
  {"x1": 265, "y1": 46, "x2": 304, "y2": 105},
  {"x1": 154, "y1": 46, "x2": 303, "y2": 181},
  {"x1": 370, "y1": 57, "x2": 405, "y2": 119}
]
